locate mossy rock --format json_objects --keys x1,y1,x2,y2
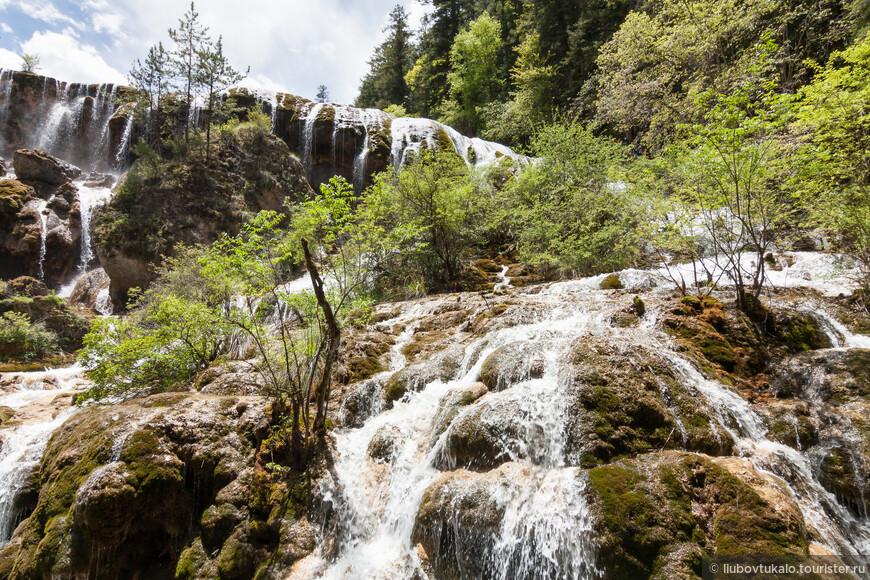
[
  {"x1": 587, "y1": 452, "x2": 809, "y2": 579},
  {"x1": 600, "y1": 273, "x2": 623, "y2": 290},
  {"x1": 429, "y1": 382, "x2": 488, "y2": 447},
  {"x1": 176, "y1": 539, "x2": 209, "y2": 580},
  {"x1": 566, "y1": 340, "x2": 733, "y2": 466},
  {"x1": 776, "y1": 312, "x2": 831, "y2": 353},
  {"x1": 478, "y1": 341, "x2": 544, "y2": 392},
  {"x1": 201, "y1": 503, "x2": 245, "y2": 553}
]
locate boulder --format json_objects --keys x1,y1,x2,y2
[
  {"x1": 429, "y1": 382, "x2": 487, "y2": 447},
  {"x1": 478, "y1": 341, "x2": 545, "y2": 391},
  {"x1": 13, "y1": 149, "x2": 81, "y2": 185},
  {"x1": 587, "y1": 452, "x2": 809, "y2": 579},
  {"x1": 0, "y1": 391, "x2": 317, "y2": 579},
  {"x1": 68, "y1": 268, "x2": 110, "y2": 310}
]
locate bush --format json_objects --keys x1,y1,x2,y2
[
  {"x1": 505, "y1": 121, "x2": 643, "y2": 277},
  {"x1": 0, "y1": 311, "x2": 59, "y2": 361}
]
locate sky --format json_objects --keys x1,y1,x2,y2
[{"x1": 0, "y1": 0, "x2": 432, "y2": 105}]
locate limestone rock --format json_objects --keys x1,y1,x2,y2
[
  {"x1": 68, "y1": 267, "x2": 110, "y2": 310},
  {"x1": 429, "y1": 382, "x2": 487, "y2": 447},
  {"x1": 13, "y1": 149, "x2": 82, "y2": 185}
]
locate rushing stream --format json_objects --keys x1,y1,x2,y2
[{"x1": 280, "y1": 255, "x2": 870, "y2": 579}]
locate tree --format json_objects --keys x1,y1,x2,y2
[
  {"x1": 20, "y1": 53, "x2": 40, "y2": 73},
  {"x1": 441, "y1": 11, "x2": 502, "y2": 135},
  {"x1": 169, "y1": 1, "x2": 210, "y2": 143},
  {"x1": 316, "y1": 84, "x2": 329, "y2": 103},
  {"x1": 505, "y1": 122, "x2": 641, "y2": 276},
  {"x1": 198, "y1": 35, "x2": 248, "y2": 154},
  {"x1": 129, "y1": 42, "x2": 172, "y2": 154},
  {"x1": 796, "y1": 33, "x2": 870, "y2": 291},
  {"x1": 595, "y1": 0, "x2": 854, "y2": 148},
  {"x1": 356, "y1": 5, "x2": 415, "y2": 110},
  {"x1": 671, "y1": 47, "x2": 797, "y2": 310},
  {"x1": 407, "y1": 0, "x2": 475, "y2": 117},
  {"x1": 364, "y1": 149, "x2": 487, "y2": 288}
]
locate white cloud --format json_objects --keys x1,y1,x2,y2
[
  {"x1": 19, "y1": 30, "x2": 125, "y2": 84},
  {"x1": 18, "y1": 1, "x2": 81, "y2": 29},
  {"x1": 0, "y1": 0, "x2": 437, "y2": 104},
  {"x1": 0, "y1": 22, "x2": 11, "y2": 34},
  {"x1": 92, "y1": 12, "x2": 124, "y2": 39},
  {"x1": 0, "y1": 47, "x2": 20, "y2": 70}
]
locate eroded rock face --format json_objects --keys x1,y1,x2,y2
[
  {"x1": 13, "y1": 149, "x2": 82, "y2": 186},
  {"x1": 766, "y1": 348, "x2": 870, "y2": 518},
  {"x1": 586, "y1": 452, "x2": 809, "y2": 579},
  {"x1": 68, "y1": 268, "x2": 110, "y2": 311},
  {"x1": 0, "y1": 150, "x2": 84, "y2": 287},
  {"x1": 0, "y1": 391, "x2": 319, "y2": 579},
  {"x1": 93, "y1": 130, "x2": 313, "y2": 310}
]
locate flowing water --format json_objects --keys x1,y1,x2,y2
[
  {"x1": 0, "y1": 366, "x2": 84, "y2": 544},
  {"x1": 0, "y1": 72, "x2": 128, "y2": 171},
  {"x1": 286, "y1": 254, "x2": 870, "y2": 579}
]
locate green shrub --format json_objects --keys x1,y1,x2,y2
[{"x1": 0, "y1": 311, "x2": 59, "y2": 361}]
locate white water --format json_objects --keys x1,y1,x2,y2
[
  {"x1": 33, "y1": 199, "x2": 48, "y2": 280},
  {"x1": 56, "y1": 179, "x2": 116, "y2": 298},
  {"x1": 292, "y1": 252, "x2": 870, "y2": 578},
  {"x1": 302, "y1": 103, "x2": 326, "y2": 177},
  {"x1": 0, "y1": 366, "x2": 83, "y2": 544},
  {"x1": 75, "y1": 180, "x2": 115, "y2": 272},
  {"x1": 0, "y1": 73, "x2": 124, "y2": 172}
]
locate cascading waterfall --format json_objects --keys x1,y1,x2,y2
[
  {"x1": 288, "y1": 252, "x2": 870, "y2": 579},
  {"x1": 0, "y1": 69, "x2": 14, "y2": 130},
  {"x1": 0, "y1": 366, "x2": 82, "y2": 544},
  {"x1": 0, "y1": 72, "x2": 124, "y2": 171},
  {"x1": 34, "y1": 199, "x2": 48, "y2": 280},
  {"x1": 302, "y1": 102, "x2": 326, "y2": 177},
  {"x1": 76, "y1": 179, "x2": 115, "y2": 273}
]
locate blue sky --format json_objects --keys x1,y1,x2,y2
[{"x1": 0, "y1": 0, "x2": 431, "y2": 104}]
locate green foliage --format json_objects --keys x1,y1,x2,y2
[
  {"x1": 797, "y1": 33, "x2": 870, "y2": 288},
  {"x1": 440, "y1": 12, "x2": 503, "y2": 135},
  {"x1": 505, "y1": 122, "x2": 641, "y2": 276},
  {"x1": 364, "y1": 149, "x2": 491, "y2": 290},
  {"x1": 0, "y1": 311, "x2": 58, "y2": 361},
  {"x1": 482, "y1": 32, "x2": 557, "y2": 149},
  {"x1": 356, "y1": 5, "x2": 414, "y2": 110},
  {"x1": 653, "y1": 45, "x2": 798, "y2": 307},
  {"x1": 79, "y1": 248, "x2": 231, "y2": 401},
  {"x1": 20, "y1": 53, "x2": 40, "y2": 73},
  {"x1": 596, "y1": 0, "x2": 855, "y2": 147}
]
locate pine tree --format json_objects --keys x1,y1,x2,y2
[
  {"x1": 198, "y1": 36, "x2": 248, "y2": 154},
  {"x1": 356, "y1": 4, "x2": 414, "y2": 109},
  {"x1": 169, "y1": 2, "x2": 210, "y2": 143},
  {"x1": 129, "y1": 42, "x2": 172, "y2": 153}
]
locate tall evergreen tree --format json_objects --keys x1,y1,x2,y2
[
  {"x1": 169, "y1": 2, "x2": 210, "y2": 142},
  {"x1": 198, "y1": 36, "x2": 248, "y2": 154},
  {"x1": 356, "y1": 5, "x2": 414, "y2": 109},
  {"x1": 129, "y1": 42, "x2": 172, "y2": 154}
]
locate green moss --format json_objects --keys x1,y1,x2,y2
[
  {"x1": 316, "y1": 105, "x2": 336, "y2": 123},
  {"x1": 600, "y1": 273, "x2": 623, "y2": 290},
  {"x1": 778, "y1": 314, "x2": 829, "y2": 353},
  {"x1": 633, "y1": 295, "x2": 646, "y2": 317},
  {"x1": 384, "y1": 373, "x2": 408, "y2": 402},
  {"x1": 176, "y1": 540, "x2": 209, "y2": 580},
  {"x1": 588, "y1": 453, "x2": 809, "y2": 579}
]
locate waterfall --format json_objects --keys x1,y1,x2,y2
[
  {"x1": 302, "y1": 102, "x2": 326, "y2": 177},
  {"x1": 0, "y1": 366, "x2": 82, "y2": 544},
  {"x1": 0, "y1": 69, "x2": 14, "y2": 131},
  {"x1": 76, "y1": 179, "x2": 115, "y2": 273},
  {"x1": 115, "y1": 113, "x2": 134, "y2": 169},
  {"x1": 34, "y1": 199, "x2": 48, "y2": 280},
  {"x1": 279, "y1": 249, "x2": 870, "y2": 579}
]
